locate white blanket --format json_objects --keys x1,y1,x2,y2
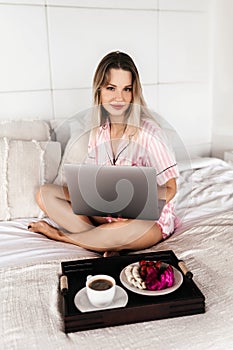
[
  {"x1": 0, "y1": 157, "x2": 233, "y2": 349},
  {"x1": 175, "y1": 157, "x2": 233, "y2": 230},
  {"x1": 0, "y1": 218, "x2": 100, "y2": 268}
]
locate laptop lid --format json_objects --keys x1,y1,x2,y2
[{"x1": 64, "y1": 164, "x2": 165, "y2": 220}]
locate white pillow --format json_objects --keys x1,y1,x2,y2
[
  {"x1": 54, "y1": 130, "x2": 90, "y2": 185},
  {"x1": 49, "y1": 119, "x2": 71, "y2": 154},
  {"x1": 0, "y1": 120, "x2": 50, "y2": 141},
  {"x1": 0, "y1": 138, "x2": 61, "y2": 220},
  {"x1": 50, "y1": 111, "x2": 91, "y2": 154}
]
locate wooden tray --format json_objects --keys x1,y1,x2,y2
[{"x1": 60, "y1": 250, "x2": 205, "y2": 333}]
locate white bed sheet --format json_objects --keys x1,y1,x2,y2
[
  {"x1": 175, "y1": 157, "x2": 233, "y2": 230},
  {"x1": 0, "y1": 157, "x2": 233, "y2": 349},
  {"x1": 0, "y1": 218, "x2": 100, "y2": 268}
]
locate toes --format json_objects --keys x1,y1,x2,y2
[
  {"x1": 103, "y1": 251, "x2": 120, "y2": 258},
  {"x1": 27, "y1": 221, "x2": 45, "y2": 231},
  {"x1": 27, "y1": 223, "x2": 34, "y2": 231},
  {"x1": 27, "y1": 222, "x2": 40, "y2": 231}
]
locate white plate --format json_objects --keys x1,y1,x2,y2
[
  {"x1": 74, "y1": 285, "x2": 128, "y2": 313},
  {"x1": 119, "y1": 262, "x2": 183, "y2": 296}
]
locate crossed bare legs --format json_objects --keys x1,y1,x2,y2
[{"x1": 28, "y1": 184, "x2": 163, "y2": 256}]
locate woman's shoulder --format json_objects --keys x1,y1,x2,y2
[
  {"x1": 140, "y1": 117, "x2": 170, "y2": 146},
  {"x1": 140, "y1": 117, "x2": 161, "y2": 134}
]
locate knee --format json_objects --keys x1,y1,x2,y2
[
  {"x1": 36, "y1": 184, "x2": 66, "y2": 211},
  {"x1": 35, "y1": 187, "x2": 43, "y2": 211},
  {"x1": 35, "y1": 184, "x2": 52, "y2": 211}
]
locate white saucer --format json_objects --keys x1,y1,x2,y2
[{"x1": 74, "y1": 285, "x2": 128, "y2": 313}]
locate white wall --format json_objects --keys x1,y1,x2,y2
[
  {"x1": 211, "y1": 0, "x2": 233, "y2": 158},
  {"x1": 0, "y1": 0, "x2": 212, "y2": 158}
]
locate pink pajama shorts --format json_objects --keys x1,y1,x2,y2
[{"x1": 157, "y1": 202, "x2": 180, "y2": 240}]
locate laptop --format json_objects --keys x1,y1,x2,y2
[{"x1": 64, "y1": 164, "x2": 165, "y2": 220}]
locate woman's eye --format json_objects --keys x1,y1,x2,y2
[
  {"x1": 124, "y1": 87, "x2": 132, "y2": 92},
  {"x1": 106, "y1": 86, "x2": 115, "y2": 91}
]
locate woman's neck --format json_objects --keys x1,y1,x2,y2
[
  {"x1": 110, "y1": 121, "x2": 127, "y2": 139},
  {"x1": 108, "y1": 113, "x2": 124, "y2": 124}
]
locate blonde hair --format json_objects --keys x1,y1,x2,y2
[{"x1": 92, "y1": 51, "x2": 149, "y2": 137}]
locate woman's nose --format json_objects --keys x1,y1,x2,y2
[{"x1": 115, "y1": 89, "x2": 123, "y2": 101}]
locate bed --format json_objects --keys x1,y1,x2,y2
[{"x1": 0, "y1": 120, "x2": 233, "y2": 349}]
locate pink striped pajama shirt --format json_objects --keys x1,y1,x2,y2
[{"x1": 87, "y1": 118, "x2": 179, "y2": 239}]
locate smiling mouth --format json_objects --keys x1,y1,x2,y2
[{"x1": 110, "y1": 104, "x2": 125, "y2": 110}]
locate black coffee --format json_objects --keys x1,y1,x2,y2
[{"x1": 89, "y1": 279, "x2": 113, "y2": 291}]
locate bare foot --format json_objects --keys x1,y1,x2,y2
[
  {"x1": 28, "y1": 221, "x2": 67, "y2": 242},
  {"x1": 103, "y1": 251, "x2": 120, "y2": 258}
]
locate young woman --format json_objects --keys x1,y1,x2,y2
[{"x1": 28, "y1": 51, "x2": 179, "y2": 256}]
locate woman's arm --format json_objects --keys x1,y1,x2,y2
[{"x1": 158, "y1": 178, "x2": 177, "y2": 204}]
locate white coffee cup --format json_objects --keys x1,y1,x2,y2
[{"x1": 86, "y1": 274, "x2": 116, "y2": 308}]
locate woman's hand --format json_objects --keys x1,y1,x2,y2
[
  {"x1": 91, "y1": 216, "x2": 128, "y2": 225},
  {"x1": 104, "y1": 216, "x2": 128, "y2": 223}
]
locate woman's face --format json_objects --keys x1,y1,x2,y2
[{"x1": 100, "y1": 68, "x2": 133, "y2": 118}]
